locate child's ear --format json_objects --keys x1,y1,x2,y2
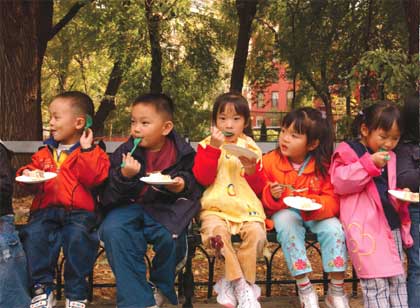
[
  {"x1": 360, "y1": 123, "x2": 369, "y2": 138},
  {"x1": 75, "y1": 116, "x2": 85, "y2": 130},
  {"x1": 308, "y1": 139, "x2": 320, "y2": 151},
  {"x1": 162, "y1": 121, "x2": 174, "y2": 136}
]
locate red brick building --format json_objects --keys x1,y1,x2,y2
[{"x1": 248, "y1": 64, "x2": 295, "y2": 129}]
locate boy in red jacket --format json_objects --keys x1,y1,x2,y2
[{"x1": 17, "y1": 91, "x2": 110, "y2": 308}]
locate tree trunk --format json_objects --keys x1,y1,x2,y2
[
  {"x1": 0, "y1": 0, "x2": 87, "y2": 141},
  {"x1": 230, "y1": 0, "x2": 259, "y2": 93},
  {"x1": 145, "y1": 0, "x2": 163, "y2": 94},
  {"x1": 0, "y1": 1, "x2": 52, "y2": 141},
  {"x1": 403, "y1": 0, "x2": 420, "y2": 57},
  {"x1": 93, "y1": 61, "x2": 123, "y2": 136},
  {"x1": 320, "y1": 93, "x2": 334, "y2": 132},
  {"x1": 361, "y1": 0, "x2": 373, "y2": 100}
]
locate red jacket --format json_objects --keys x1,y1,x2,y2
[
  {"x1": 247, "y1": 150, "x2": 339, "y2": 222},
  {"x1": 17, "y1": 145, "x2": 110, "y2": 212}
]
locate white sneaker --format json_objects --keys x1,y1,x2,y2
[
  {"x1": 234, "y1": 279, "x2": 261, "y2": 308},
  {"x1": 153, "y1": 288, "x2": 169, "y2": 307},
  {"x1": 214, "y1": 278, "x2": 237, "y2": 308},
  {"x1": 298, "y1": 288, "x2": 319, "y2": 308},
  {"x1": 325, "y1": 293, "x2": 350, "y2": 308},
  {"x1": 30, "y1": 285, "x2": 56, "y2": 308},
  {"x1": 65, "y1": 299, "x2": 87, "y2": 308}
]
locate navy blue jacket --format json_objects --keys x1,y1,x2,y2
[
  {"x1": 101, "y1": 130, "x2": 202, "y2": 235},
  {"x1": 395, "y1": 142, "x2": 420, "y2": 194},
  {"x1": 0, "y1": 142, "x2": 13, "y2": 217}
]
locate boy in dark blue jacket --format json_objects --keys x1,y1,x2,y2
[{"x1": 99, "y1": 93, "x2": 201, "y2": 308}]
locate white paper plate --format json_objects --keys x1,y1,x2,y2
[
  {"x1": 388, "y1": 190, "x2": 419, "y2": 203},
  {"x1": 223, "y1": 144, "x2": 259, "y2": 160},
  {"x1": 283, "y1": 196, "x2": 322, "y2": 211},
  {"x1": 140, "y1": 176, "x2": 176, "y2": 185},
  {"x1": 16, "y1": 172, "x2": 57, "y2": 184}
]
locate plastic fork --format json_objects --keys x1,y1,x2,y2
[{"x1": 121, "y1": 137, "x2": 142, "y2": 168}]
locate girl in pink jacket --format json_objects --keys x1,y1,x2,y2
[{"x1": 330, "y1": 101, "x2": 412, "y2": 308}]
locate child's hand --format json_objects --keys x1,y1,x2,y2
[
  {"x1": 371, "y1": 151, "x2": 389, "y2": 168},
  {"x1": 238, "y1": 156, "x2": 257, "y2": 175},
  {"x1": 80, "y1": 128, "x2": 93, "y2": 149},
  {"x1": 209, "y1": 127, "x2": 225, "y2": 149},
  {"x1": 269, "y1": 182, "x2": 285, "y2": 200},
  {"x1": 164, "y1": 176, "x2": 185, "y2": 193},
  {"x1": 121, "y1": 153, "x2": 141, "y2": 178}
]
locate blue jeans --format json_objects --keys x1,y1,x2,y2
[
  {"x1": 407, "y1": 204, "x2": 420, "y2": 308},
  {"x1": 272, "y1": 209, "x2": 348, "y2": 277},
  {"x1": 0, "y1": 215, "x2": 30, "y2": 308},
  {"x1": 21, "y1": 208, "x2": 99, "y2": 300},
  {"x1": 99, "y1": 204, "x2": 182, "y2": 308}
]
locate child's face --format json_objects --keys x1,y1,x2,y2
[
  {"x1": 49, "y1": 98, "x2": 84, "y2": 145},
  {"x1": 215, "y1": 103, "x2": 246, "y2": 143},
  {"x1": 361, "y1": 121, "x2": 400, "y2": 152},
  {"x1": 130, "y1": 103, "x2": 173, "y2": 151},
  {"x1": 278, "y1": 123, "x2": 318, "y2": 164}
]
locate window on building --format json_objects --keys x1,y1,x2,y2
[
  {"x1": 257, "y1": 93, "x2": 264, "y2": 108},
  {"x1": 256, "y1": 116, "x2": 264, "y2": 128},
  {"x1": 271, "y1": 91, "x2": 279, "y2": 108},
  {"x1": 287, "y1": 90, "x2": 294, "y2": 106},
  {"x1": 270, "y1": 116, "x2": 280, "y2": 127}
]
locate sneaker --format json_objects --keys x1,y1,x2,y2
[
  {"x1": 153, "y1": 288, "x2": 169, "y2": 307},
  {"x1": 214, "y1": 278, "x2": 237, "y2": 308},
  {"x1": 325, "y1": 294, "x2": 350, "y2": 308},
  {"x1": 65, "y1": 299, "x2": 87, "y2": 308},
  {"x1": 298, "y1": 288, "x2": 319, "y2": 308},
  {"x1": 234, "y1": 279, "x2": 261, "y2": 308},
  {"x1": 30, "y1": 284, "x2": 56, "y2": 308}
]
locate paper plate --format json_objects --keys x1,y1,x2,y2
[
  {"x1": 223, "y1": 144, "x2": 259, "y2": 160},
  {"x1": 388, "y1": 190, "x2": 419, "y2": 203},
  {"x1": 283, "y1": 196, "x2": 322, "y2": 211},
  {"x1": 140, "y1": 176, "x2": 176, "y2": 185},
  {"x1": 16, "y1": 172, "x2": 57, "y2": 184}
]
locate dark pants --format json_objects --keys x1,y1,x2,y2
[
  {"x1": 99, "y1": 204, "x2": 184, "y2": 308},
  {"x1": 21, "y1": 208, "x2": 99, "y2": 300},
  {"x1": 407, "y1": 205, "x2": 420, "y2": 308}
]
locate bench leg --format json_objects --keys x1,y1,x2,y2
[
  {"x1": 352, "y1": 266, "x2": 358, "y2": 297},
  {"x1": 87, "y1": 270, "x2": 94, "y2": 302},
  {"x1": 323, "y1": 271, "x2": 328, "y2": 296},
  {"x1": 182, "y1": 246, "x2": 195, "y2": 308}
]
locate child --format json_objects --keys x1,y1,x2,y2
[
  {"x1": 193, "y1": 92, "x2": 267, "y2": 308},
  {"x1": 330, "y1": 101, "x2": 412, "y2": 308},
  {"x1": 0, "y1": 141, "x2": 30, "y2": 308},
  {"x1": 17, "y1": 91, "x2": 110, "y2": 308},
  {"x1": 395, "y1": 95, "x2": 419, "y2": 308},
  {"x1": 254, "y1": 107, "x2": 349, "y2": 308},
  {"x1": 99, "y1": 93, "x2": 202, "y2": 308}
]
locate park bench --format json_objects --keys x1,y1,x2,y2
[{"x1": 7, "y1": 141, "x2": 358, "y2": 308}]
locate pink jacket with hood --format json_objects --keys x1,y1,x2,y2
[{"x1": 330, "y1": 142, "x2": 412, "y2": 278}]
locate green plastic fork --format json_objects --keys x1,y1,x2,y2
[{"x1": 121, "y1": 137, "x2": 142, "y2": 168}]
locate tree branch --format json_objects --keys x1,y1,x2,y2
[
  {"x1": 49, "y1": 1, "x2": 90, "y2": 40},
  {"x1": 255, "y1": 17, "x2": 277, "y2": 34}
]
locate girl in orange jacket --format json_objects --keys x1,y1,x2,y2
[{"x1": 248, "y1": 107, "x2": 348, "y2": 308}]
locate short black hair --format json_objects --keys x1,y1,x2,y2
[
  {"x1": 400, "y1": 94, "x2": 419, "y2": 143},
  {"x1": 211, "y1": 92, "x2": 250, "y2": 126},
  {"x1": 53, "y1": 91, "x2": 94, "y2": 117},
  {"x1": 352, "y1": 101, "x2": 402, "y2": 138},
  {"x1": 282, "y1": 107, "x2": 333, "y2": 177},
  {"x1": 132, "y1": 93, "x2": 174, "y2": 120}
]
